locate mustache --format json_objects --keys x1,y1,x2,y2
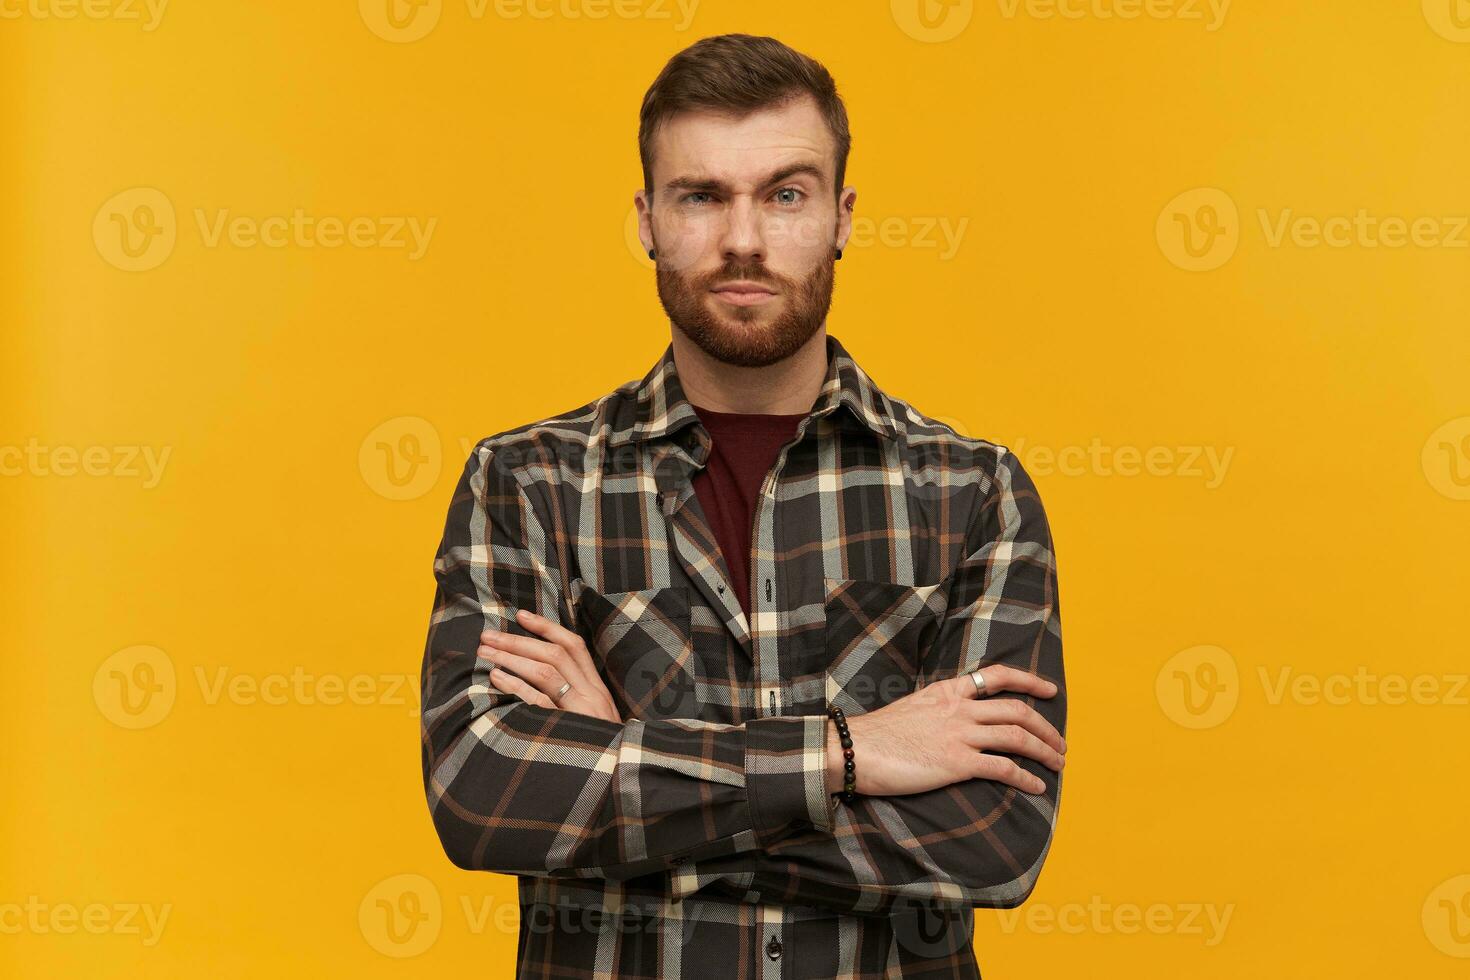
[{"x1": 702, "y1": 263, "x2": 783, "y2": 285}]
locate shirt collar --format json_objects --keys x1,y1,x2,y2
[{"x1": 608, "y1": 333, "x2": 901, "y2": 449}]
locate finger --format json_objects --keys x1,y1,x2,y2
[
  {"x1": 517, "y1": 614, "x2": 608, "y2": 690},
  {"x1": 480, "y1": 626, "x2": 590, "y2": 690},
  {"x1": 483, "y1": 615, "x2": 597, "y2": 689},
  {"x1": 965, "y1": 722, "x2": 1065, "y2": 772},
  {"x1": 479, "y1": 645, "x2": 569, "y2": 703},
  {"x1": 481, "y1": 620, "x2": 620, "y2": 722},
  {"x1": 969, "y1": 698, "x2": 1067, "y2": 755},
  {"x1": 971, "y1": 752, "x2": 1049, "y2": 795},
  {"x1": 512, "y1": 609, "x2": 589, "y2": 659},
  {"x1": 486, "y1": 665, "x2": 554, "y2": 709},
  {"x1": 957, "y1": 664, "x2": 1059, "y2": 700},
  {"x1": 510, "y1": 610, "x2": 601, "y2": 682}
]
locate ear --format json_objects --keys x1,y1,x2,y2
[
  {"x1": 634, "y1": 189, "x2": 655, "y2": 255},
  {"x1": 836, "y1": 185, "x2": 857, "y2": 252}
]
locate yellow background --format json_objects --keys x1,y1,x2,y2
[{"x1": 4, "y1": 0, "x2": 1469, "y2": 976}]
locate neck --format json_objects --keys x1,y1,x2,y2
[{"x1": 671, "y1": 327, "x2": 828, "y2": 414}]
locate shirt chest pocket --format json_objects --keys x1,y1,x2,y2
[
  {"x1": 574, "y1": 585, "x2": 698, "y2": 720},
  {"x1": 821, "y1": 577, "x2": 943, "y2": 714}
]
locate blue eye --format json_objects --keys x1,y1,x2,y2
[
  {"x1": 774, "y1": 188, "x2": 804, "y2": 206},
  {"x1": 683, "y1": 192, "x2": 713, "y2": 205}
]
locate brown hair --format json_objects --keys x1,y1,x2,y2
[{"x1": 638, "y1": 34, "x2": 851, "y2": 202}]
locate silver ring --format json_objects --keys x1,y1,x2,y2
[
  {"x1": 554, "y1": 680, "x2": 572, "y2": 700},
  {"x1": 968, "y1": 670, "x2": 988, "y2": 696}
]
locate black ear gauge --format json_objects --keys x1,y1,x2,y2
[{"x1": 648, "y1": 248, "x2": 656, "y2": 259}]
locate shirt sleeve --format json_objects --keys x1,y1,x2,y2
[
  {"x1": 420, "y1": 440, "x2": 835, "y2": 879},
  {"x1": 669, "y1": 449, "x2": 1065, "y2": 915}
]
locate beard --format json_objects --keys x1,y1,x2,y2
[{"x1": 654, "y1": 248, "x2": 836, "y2": 369}]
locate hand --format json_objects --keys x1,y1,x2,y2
[
  {"x1": 480, "y1": 610, "x2": 622, "y2": 724},
  {"x1": 826, "y1": 664, "x2": 1066, "y2": 798}
]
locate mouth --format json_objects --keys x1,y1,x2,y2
[{"x1": 710, "y1": 282, "x2": 778, "y2": 307}]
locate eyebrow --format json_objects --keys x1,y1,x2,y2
[{"x1": 663, "y1": 162, "x2": 828, "y2": 197}]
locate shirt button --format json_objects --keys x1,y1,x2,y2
[{"x1": 766, "y1": 935, "x2": 782, "y2": 960}]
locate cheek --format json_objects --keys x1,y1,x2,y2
[
  {"x1": 659, "y1": 218, "x2": 717, "y2": 272},
  {"x1": 768, "y1": 212, "x2": 833, "y2": 254},
  {"x1": 663, "y1": 211, "x2": 719, "y2": 246}
]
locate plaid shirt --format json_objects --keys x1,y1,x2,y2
[{"x1": 420, "y1": 333, "x2": 1066, "y2": 979}]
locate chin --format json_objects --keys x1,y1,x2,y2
[{"x1": 708, "y1": 300, "x2": 778, "y2": 324}]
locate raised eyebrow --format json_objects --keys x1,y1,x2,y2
[{"x1": 664, "y1": 163, "x2": 826, "y2": 196}]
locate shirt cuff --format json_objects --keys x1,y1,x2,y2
[{"x1": 744, "y1": 714, "x2": 835, "y2": 848}]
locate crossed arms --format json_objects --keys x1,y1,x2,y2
[{"x1": 419, "y1": 439, "x2": 1066, "y2": 915}]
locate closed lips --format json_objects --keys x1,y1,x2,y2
[{"x1": 711, "y1": 282, "x2": 775, "y2": 294}]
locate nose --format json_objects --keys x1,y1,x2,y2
[{"x1": 717, "y1": 194, "x2": 765, "y2": 266}]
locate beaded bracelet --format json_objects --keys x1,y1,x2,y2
[{"x1": 826, "y1": 704, "x2": 856, "y2": 805}]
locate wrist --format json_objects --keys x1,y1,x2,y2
[
  {"x1": 824, "y1": 715, "x2": 845, "y2": 794},
  {"x1": 824, "y1": 705, "x2": 857, "y2": 802}
]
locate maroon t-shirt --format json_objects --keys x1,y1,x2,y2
[{"x1": 689, "y1": 403, "x2": 807, "y2": 621}]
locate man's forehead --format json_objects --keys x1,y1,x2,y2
[{"x1": 653, "y1": 98, "x2": 834, "y2": 184}]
